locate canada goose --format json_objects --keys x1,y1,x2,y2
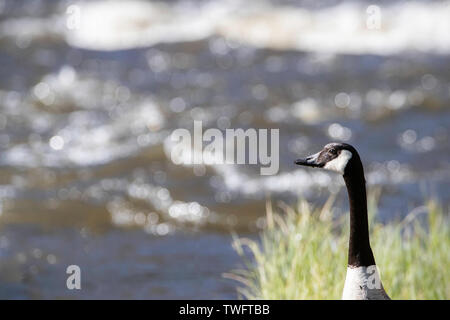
[{"x1": 295, "y1": 142, "x2": 390, "y2": 300}]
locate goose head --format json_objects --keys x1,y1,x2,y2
[{"x1": 295, "y1": 142, "x2": 362, "y2": 176}]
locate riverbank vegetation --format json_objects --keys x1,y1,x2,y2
[{"x1": 225, "y1": 192, "x2": 449, "y2": 299}]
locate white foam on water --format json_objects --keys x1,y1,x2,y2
[
  {"x1": 104, "y1": 179, "x2": 214, "y2": 230},
  {"x1": 4, "y1": 68, "x2": 167, "y2": 168},
  {"x1": 62, "y1": 102, "x2": 165, "y2": 166},
  {"x1": 61, "y1": 0, "x2": 450, "y2": 54},
  {"x1": 219, "y1": 1, "x2": 450, "y2": 55},
  {"x1": 65, "y1": 0, "x2": 236, "y2": 50}
]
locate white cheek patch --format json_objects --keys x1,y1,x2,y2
[{"x1": 324, "y1": 150, "x2": 352, "y2": 174}]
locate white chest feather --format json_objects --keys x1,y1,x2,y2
[
  {"x1": 324, "y1": 150, "x2": 352, "y2": 174},
  {"x1": 342, "y1": 265, "x2": 390, "y2": 300}
]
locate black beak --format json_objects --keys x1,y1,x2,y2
[{"x1": 294, "y1": 152, "x2": 321, "y2": 167}]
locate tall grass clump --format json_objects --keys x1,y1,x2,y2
[{"x1": 225, "y1": 193, "x2": 449, "y2": 299}]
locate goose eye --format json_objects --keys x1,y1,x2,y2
[{"x1": 329, "y1": 148, "x2": 337, "y2": 155}]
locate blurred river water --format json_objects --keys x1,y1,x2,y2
[{"x1": 0, "y1": 0, "x2": 449, "y2": 298}]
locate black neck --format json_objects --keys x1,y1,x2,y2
[{"x1": 343, "y1": 160, "x2": 375, "y2": 267}]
